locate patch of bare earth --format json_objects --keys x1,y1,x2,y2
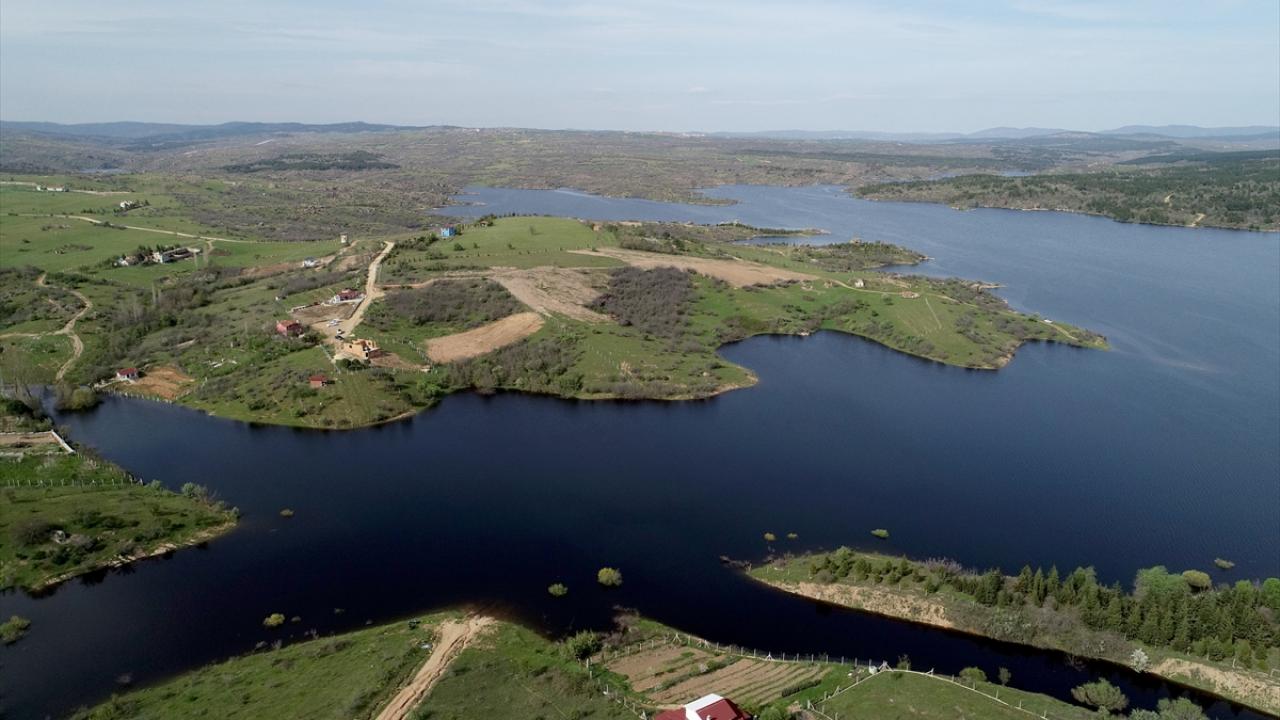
[
  {"x1": 1151, "y1": 658, "x2": 1280, "y2": 716},
  {"x1": 569, "y1": 247, "x2": 816, "y2": 288},
  {"x1": 425, "y1": 312, "x2": 545, "y2": 363},
  {"x1": 607, "y1": 645, "x2": 714, "y2": 691},
  {"x1": 131, "y1": 366, "x2": 196, "y2": 400},
  {"x1": 375, "y1": 615, "x2": 495, "y2": 720},
  {"x1": 770, "y1": 581, "x2": 956, "y2": 630},
  {"x1": 491, "y1": 267, "x2": 608, "y2": 322}
]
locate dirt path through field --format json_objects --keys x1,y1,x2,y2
[
  {"x1": 569, "y1": 247, "x2": 816, "y2": 287},
  {"x1": 425, "y1": 312, "x2": 545, "y2": 363},
  {"x1": 0, "y1": 273, "x2": 93, "y2": 381},
  {"x1": 491, "y1": 267, "x2": 608, "y2": 322},
  {"x1": 375, "y1": 616, "x2": 494, "y2": 720},
  {"x1": 28, "y1": 213, "x2": 257, "y2": 243},
  {"x1": 338, "y1": 240, "x2": 395, "y2": 337}
]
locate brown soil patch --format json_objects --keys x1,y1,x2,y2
[
  {"x1": 425, "y1": 312, "x2": 544, "y2": 363},
  {"x1": 370, "y1": 351, "x2": 423, "y2": 371},
  {"x1": 492, "y1": 267, "x2": 608, "y2": 322},
  {"x1": 0, "y1": 432, "x2": 62, "y2": 450},
  {"x1": 375, "y1": 616, "x2": 495, "y2": 720},
  {"x1": 569, "y1": 248, "x2": 816, "y2": 288},
  {"x1": 1151, "y1": 658, "x2": 1280, "y2": 716},
  {"x1": 770, "y1": 580, "x2": 956, "y2": 630},
  {"x1": 608, "y1": 645, "x2": 714, "y2": 691},
  {"x1": 131, "y1": 365, "x2": 196, "y2": 400}
]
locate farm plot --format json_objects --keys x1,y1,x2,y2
[{"x1": 604, "y1": 642, "x2": 833, "y2": 708}]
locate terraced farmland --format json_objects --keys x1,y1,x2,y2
[{"x1": 603, "y1": 641, "x2": 836, "y2": 708}]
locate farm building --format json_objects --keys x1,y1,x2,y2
[
  {"x1": 331, "y1": 288, "x2": 364, "y2": 304},
  {"x1": 655, "y1": 694, "x2": 750, "y2": 720},
  {"x1": 308, "y1": 374, "x2": 330, "y2": 389},
  {"x1": 276, "y1": 320, "x2": 305, "y2": 337},
  {"x1": 302, "y1": 257, "x2": 319, "y2": 268},
  {"x1": 340, "y1": 338, "x2": 381, "y2": 360},
  {"x1": 116, "y1": 368, "x2": 140, "y2": 381}
]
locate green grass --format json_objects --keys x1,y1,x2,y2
[
  {"x1": 71, "y1": 614, "x2": 454, "y2": 720},
  {"x1": 409, "y1": 622, "x2": 633, "y2": 720},
  {"x1": 0, "y1": 453, "x2": 237, "y2": 591},
  {"x1": 380, "y1": 217, "x2": 622, "y2": 284},
  {"x1": 820, "y1": 671, "x2": 1094, "y2": 720},
  {"x1": 0, "y1": 334, "x2": 72, "y2": 384}
]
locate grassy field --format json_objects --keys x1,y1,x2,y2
[
  {"x1": 0, "y1": 452, "x2": 237, "y2": 591},
  {"x1": 71, "y1": 614, "x2": 453, "y2": 720},
  {"x1": 819, "y1": 670, "x2": 1094, "y2": 720},
  {"x1": 410, "y1": 621, "x2": 634, "y2": 720}
]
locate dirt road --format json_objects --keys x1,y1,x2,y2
[
  {"x1": 338, "y1": 240, "x2": 395, "y2": 337},
  {"x1": 374, "y1": 616, "x2": 494, "y2": 720},
  {"x1": 425, "y1": 312, "x2": 544, "y2": 363},
  {"x1": 569, "y1": 247, "x2": 816, "y2": 287}
]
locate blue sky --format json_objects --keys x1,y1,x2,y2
[{"x1": 1, "y1": 0, "x2": 1277, "y2": 132}]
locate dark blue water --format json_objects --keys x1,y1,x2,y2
[{"x1": 2, "y1": 187, "x2": 1276, "y2": 719}]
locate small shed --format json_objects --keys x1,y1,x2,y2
[
  {"x1": 117, "y1": 367, "x2": 140, "y2": 381},
  {"x1": 308, "y1": 374, "x2": 330, "y2": 389},
  {"x1": 276, "y1": 320, "x2": 304, "y2": 337}
]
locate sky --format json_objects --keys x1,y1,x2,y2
[{"x1": 1, "y1": 0, "x2": 1278, "y2": 133}]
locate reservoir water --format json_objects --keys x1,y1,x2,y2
[{"x1": 2, "y1": 186, "x2": 1276, "y2": 719}]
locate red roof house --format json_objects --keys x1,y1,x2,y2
[
  {"x1": 655, "y1": 694, "x2": 750, "y2": 720},
  {"x1": 116, "y1": 367, "x2": 140, "y2": 381},
  {"x1": 276, "y1": 320, "x2": 304, "y2": 337},
  {"x1": 308, "y1": 374, "x2": 330, "y2": 389}
]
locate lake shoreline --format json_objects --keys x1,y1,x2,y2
[{"x1": 747, "y1": 556, "x2": 1280, "y2": 716}]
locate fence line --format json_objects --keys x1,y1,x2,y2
[{"x1": 818, "y1": 666, "x2": 1067, "y2": 720}]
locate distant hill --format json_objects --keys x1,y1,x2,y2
[
  {"x1": 1101, "y1": 125, "x2": 1279, "y2": 139},
  {"x1": 709, "y1": 125, "x2": 1279, "y2": 143},
  {"x1": 0, "y1": 121, "x2": 425, "y2": 148}
]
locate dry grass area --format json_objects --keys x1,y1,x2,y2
[
  {"x1": 773, "y1": 581, "x2": 957, "y2": 630},
  {"x1": 425, "y1": 311, "x2": 545, "y2": 363},
  {"x1": 130, "y1": 365, "x2": 196, "y2": 399},
  {"x1": 492, "y1": 267, "x2": 608, "y2": 322},
  {"x1": 0, "y1": 431, "x2": 66, "y2": 453},
  {"x1": 605, "y1": 643, "x2": 829, "y2": 708},
  {"x1": 1152, "y1": 658, "x2": 1280, "y2": 717},
  {"x1": 569, "y1": 247, "x2": 816, "y2": 288}
]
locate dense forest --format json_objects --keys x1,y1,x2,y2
[{"x1": 858, "y1": 151, "x2": 1280, "y2": 231}]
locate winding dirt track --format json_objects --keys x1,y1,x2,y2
[
  {"x1": 0, "y1": 273, "x2": 92, "y2": 381},
  {"x1": 375, "y1": 616, "x2": 494, "y2": 720}
]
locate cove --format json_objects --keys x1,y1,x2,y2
[{"x1": 1, "y1": 186, "x2": 1276, "y2": 719}]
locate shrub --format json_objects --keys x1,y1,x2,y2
[
  {"x1": 590, "y1": 266, "x2": 695, "y2": 340},
  {"x1": 0, "y1": 615, "x2": 31, "y2": 644},
  {"x1": 547, "y1": 583, "x2": 568, "y2": 597},
  {"x1": 1181, "y1": 570, "x2": 1212, "y2": 591},
  {"x1": 871, "y1": 529, "x2": 890, "y2": 539},
  {"x1": 1071, "y1": 678, "x2": 1128, "y2": 714},
  {"x1": 262, "y1": 613, "x2": 286, "y2": 628},
  {"x1": 563, "y1": 630, "x2": 601, "y2": 659},
  {"x1": 763, "y1": 532, "x2": 777, "y2": 542},
  {"x1": 597, "y1": 567, "x2": 623, "y2": 587},
  {"x1": 958, "y1": 666, "x2": 987, "y2": 684},
  {"x1": 12, "y1": 519, "x2": 56, "y2": 547}
]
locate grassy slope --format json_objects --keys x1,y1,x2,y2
[
  {"x1": 71, "y1": 614, "x2": 453, "y2": 720},
  {"x1": 0, "y1": 453, "x2": 237, "y2": 591},
  {"x1": 410, "y1": 622, "x2": 632, "y2": 720},
  {"x1": 69, "y1": 611, "x2": 1099, "y2": 720},
  {"x1": 821, "y1": 671, "x2": 1094, "y2": 720}
]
